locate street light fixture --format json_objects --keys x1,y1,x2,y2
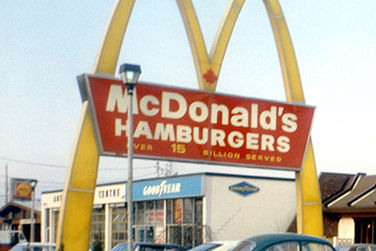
[
  {"x1": 119, "y1": 63, "x2": 141, "y2": 251},
  {"x1": 30, "y1": 179, "x2": 38, "y2": 243}
]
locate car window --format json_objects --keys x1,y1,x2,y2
[
  {"x1": 265, "y1": 241, "x2": 299, "y2": 251},
  {"x1": 301, "y1": 242, "x2": 334, "y2": 251},
  {"x1": 189, "y1": 243, "x2": 223, "y2": 251},
  {"x1": 140, "y1": 247, "x2": 165, "y2": 251},
  {"x1": 165, "y1": 247, "x2": 180, "y2": 251}
]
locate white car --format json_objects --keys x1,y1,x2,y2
[{"x1": 9, "y1": 242, "x2": 56, "y2": 251}]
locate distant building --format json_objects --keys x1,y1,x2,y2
[
  {"x1": 0, "y1": 200, "x2": 41, "y2": 242},
  {"x1": 320, "y1": 172, "x2": 376, "y2": 245}
]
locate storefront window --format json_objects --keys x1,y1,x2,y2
[
  {"x1": 195, "y1": 199, "x2": 202, "y2": 224},
  {"x1": 90, "y1": 207, "x2": 105, "y2": 247},
  {"x1": 146, "y1": 201, "x2": 154, "y2": 224},
  {"x1": 183, "y1": 225, "x2": 193, "y2": 247},
  {"x1": 156, "y1": 200, "x2": 164, "y2": 224},
  {"x1": 166, "y1": 200, "x2": 173, "y2": 224},
  {"x1": 136, "y1": 202, "x2": 145, "y2": 225},
  {"x1": 168, "y1": 225, "x2": 182, "y2": 244},
  {"x1": 134, "y1": 200, "x2": 164, "y2": 243},
  {"x1": 193, "y1": 225, "x2": 203, "y2": 247},
  {"x1": 183, "y1": 199, "x2": 193, "y2": 224},
  {"x1": 174, "y1": 199, "x2": 183, "y2": 224},
  {"x1": 52, "y1": 210, "x2": 59, "y2": 243},
  {"x1": 111, "y1": 205, "x2": 127, "y2": 248},
  {"x1": 355, "y1": 218, "x2": 376, "y2": 243},
  {"x1": 165, "y1": 197, "x2": 203, "y2": 248},
  {"x1": 44, "y1": 209, "x2": 50, "y2": 242}
]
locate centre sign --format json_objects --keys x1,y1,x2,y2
[{"x1": 78, "y1": 74, "x2": 314, "y2": 170}]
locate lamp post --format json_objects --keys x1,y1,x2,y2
[
  {"x1": 30, "y1": 179, "x2": 38, "y2": 243},
  {"x1": 119, "y1": 63, "x2": 141, "y2": 251}
]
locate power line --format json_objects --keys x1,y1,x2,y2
[
  {"x1": 99, "y1": 166, "x2": 154, "y2": 171},
  {"x1": 0, "y1": 156, "x2": 66, "y2": 169},
  {"x1": 0, "y1": 156, "x2": 157, "y2": 170},
  {"x1": 135, "y1": 172, "x2": 157, "y2": 179}
]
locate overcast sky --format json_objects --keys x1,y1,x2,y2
[{"x1": 1, "y1": 0, "x2": 376, "y2": 205}]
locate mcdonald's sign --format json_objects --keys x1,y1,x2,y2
[{"x1": 79, "y1": 74, "x2": 314, "y2": 170}]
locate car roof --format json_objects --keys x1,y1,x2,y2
[
  {"x1": 15, "y1": 243, "x2": 56, "y2": 246},
  {"x1": 135, "y1": 242, "x2": 186, "y2": 247},
  {"x1": 240, "y1": 233, "x2": 333, "y2": 251},
  {"x1": 191, "y1": 241, "x2": 242, "y2": 251},
  {"x1": 337, "y1": 244, "x2": 376, "y2": 247},
  {"x1": 335, "y1": 244, "x2": 376, "y2": 251},
  {"x1": 114, "y1": 242, "x2": 187, "y2": 249}
]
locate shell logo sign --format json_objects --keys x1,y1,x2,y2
[
  {"x1": 11, "y1": 178, "x2": 36, "y2": 201},
  {"x1": 79, "y1": 74, "x2": 315, "y2": 170},
  {"x1": 16, "y1": 182, "x2": 32, "y2": 198}
]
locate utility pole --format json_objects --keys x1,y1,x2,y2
[{"x1": 5, "y1": 164, "x2": 9, "y2": 203}]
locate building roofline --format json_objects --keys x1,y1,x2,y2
[
  {"x1": 42, "y1": 172, "x2": 295, "y2": 194},
  {"x1": 347, "y1": 181, "x2": 376, "y2": 207},
  {"x1": 325, "y1": 173, "x2": 364, "y2": 207}
]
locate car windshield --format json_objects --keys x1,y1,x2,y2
[
  {"x1": 112, "y1": 243, "x2": 128, "y2": 251},
  {"x1": 10, "y1": 246, "x2": 55, "y2": 251}
]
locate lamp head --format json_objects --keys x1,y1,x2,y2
[
  {"x1": 30, "y1": 179, "x2": 38, "y2": 189},
  {"x1": 119, "y1": 63, "x2": 141, "y2": 89}
]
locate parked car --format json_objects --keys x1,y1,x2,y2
[
  {"x1": 231, "y1": 233, "x2": 335, "y2": 251},
  {"x1": 187, "y1": 241, "x2": 242, "y2": 251},
  {"x1": 0, "y1": 230, "x2": 27, "y2": 251},
  {"x1": 111, "y1": 242, "x2": 188, "y2": 251},
  {"x1": 9, "y1": 243, "x2": 56, "y2": 251},
  {"x1": 335, "y1": 244, "x2": 376, "y2": 251},
  {"x1": 189, "y1": 234, "x2": 334, "y2": 251}
]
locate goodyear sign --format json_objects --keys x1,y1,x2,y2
[{"x1": 229, "y1": 182, "x2": 260, "y2": 196}]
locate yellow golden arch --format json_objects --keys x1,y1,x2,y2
[{"x1": 56, "y1": 1, "x2": 323, "y2": 250}]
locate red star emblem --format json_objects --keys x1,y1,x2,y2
[{"x1": 203, "y1": 69, "x2": 218, "y2": 84}]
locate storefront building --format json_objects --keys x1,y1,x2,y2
[
  {"x1": 320, "y1": 172, "x2": 376, "y2": 245},
  {"x1": 41, "y1": 172, "x2": 296, "y2": 250}
]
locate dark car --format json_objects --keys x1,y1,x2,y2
[
  {"x1": 189, "y1": 234, "x2": 334, "y2": 251},
  {"x1": 335, "y1": 244, "x2": 376, "y2": 251},
  {"x1": 111, "y1": 242, "x2": 188, "y2": 251},
  {"x1": 231, "y1": 233, "x2": 335, "y2": 251}
]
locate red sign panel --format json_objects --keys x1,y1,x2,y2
[{"x1": 79, "y1": 74, "x2": 315, "y2": 170}]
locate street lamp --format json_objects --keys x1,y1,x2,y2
[
  {"x1": 30, "y1": 179, "x2": 38, "y2": 243},
  {"x1": 119, "y1": 63, "x2": 141, "y2": 251}
]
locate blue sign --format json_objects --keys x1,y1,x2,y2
[
  {"x1": 229, "y1": 181, "x2": 259, "y2": 196},
  {"x1": 132, "y1": 175, "x2": 202, "y2": 200}
]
